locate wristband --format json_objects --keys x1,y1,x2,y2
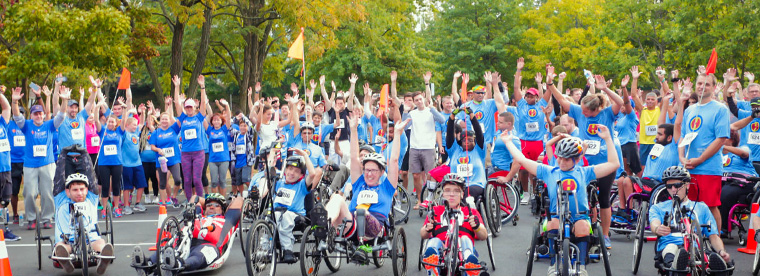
[
  {"x1": 671, "y1": 78, "x2": 680, "y2": 83},
  {"x1": 546, "y1": 82, "x2": 554, "y2": 86}
]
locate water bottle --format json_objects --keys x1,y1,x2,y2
[
  {"x1": 159, "y1": 156, "x2": 168, "y2": 172},
  {"x1": 583, "y1": 69, "x2": 595, "y2": 83}
]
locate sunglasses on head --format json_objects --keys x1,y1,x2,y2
[{"x1": 665, "y1": 182, "x2": 686, "y2": 189}]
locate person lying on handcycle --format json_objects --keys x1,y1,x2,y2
[
  {"x1": 420, "y1": 173, "x2": 489, "y2": 276},
  {"x1": 132, "y1": 193, "x2": 243, "y2": 275},
  {"x1": 649, "y1": 166, "x2": 732, "y2": 275},
  {"x1": 54, "y1": 173, "x2": 115, "y2": 275},
  {"x1": 499, "y1": 125, "x2": 619, "y2": 276}
]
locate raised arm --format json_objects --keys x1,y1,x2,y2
[
  {"x1": 547, "y1": 70, "x2": 571, "y2": 112},
  {"x1": 318, "y1": 75, "x2": 332, "y2": 112},
  {"x1": 347, "y1": 74, "x2": 358, "y2": 111},
  {"x1": 452, "y1": 71, "x2": 461, "y2": 104},
  {"x1": 198, "y1": 75, "x2": 208, "y2": 117},
  {"x1": 172, "y1": 75, "x2": 182, "y2": 115},
  {"x1": 0, "y1": 87, "x2": 10, "y2": 123},
  {"x1": 388, "y1": 119, "x2": 410, "y2": 189},
  {"x1": 594, "y1": 75, "x2": 624, "y2": 115},
  {"x1": 592, "y1": 125, "x2": 620, "y2": 178},
  {"x1": 513, "y1": 57, "x2": 524, "y2": 103},
  {"x1": 348, "y1": 114, "x2": 362, "y2": 182},
  {"x1": 390, "y1": 71, "x2": 398, "y2": 99},
  {"x1": 484, "y1": 71, "x2": 493, "y2": 100},
  {"x1": 500, "y1": 131, "x2": 539, "y2": 176},
  {"x1": 630, "y1": 66, "x2": 644, "y2": 114},
  {"x1": 620, "y1": 75, "x2": 633, "y2": 114},
  {"x1": 491, "y1": 72, "x2": 506, "y2": 112}
]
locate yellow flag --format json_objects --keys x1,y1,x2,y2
[{"x1": 287, "y1": 28, "x2": 304, "y2": 60}]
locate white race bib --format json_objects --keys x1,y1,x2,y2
[
  {"x1": 13, "y1": 136, "x2": 25, "y2": 147},
  {"x1": 613, "y1": 131, "x2": 620, "y2": 140},
  {"x1": 649, "y1": 144, "x2": 665, "y2": 158},
  {"x1": 71, "y1": 128, "x2": 84, "y2": 140},
  {"x1": 357, "y1": 190, "x2": 379, "y2": 205},
  {"x1": 184, "y1": 129, "x2": 197, "y2": 140},
  {"x1": 212, "y1": 142, "x2": 224, "y2": 153},
  {"x1": 585, "y1": 140, "x2": 601, "y2": 155},
  {"x1": 73, "y1": 202, "x2": 92, "y2": 214},
  {"x1": 274, "y1": 188, "x2": 296, "y2": 206},
  {"x1": 337, "y1": 119, "x2": 345, "y2": 129},
  {"x1": 526, "y1": 122, "x2": 539, "y2": 133},
  {"x1": 90, "y1": 136, "x2": 100, "y2": 147},
  {"x1": 0, "y1": 139, "x2": 9, "y2": 152},
  {"x1": 33, "y1": 145, "x2": 47, "y2": 157},
  {"x1": 103, "y1": 145, "x2": 118, "y2": 156},
  {"x1": 748, "y1": 132, "x2": 760, "y2": 145},
  {"x1": 144, "y1": 144, "x2": 152, "y2": 151},
  {"x1": 645, "y1": 125, "x2": 657, "y2": 136},
  {"x1": 236, "y1": 144, "x2": 246, "y2": 155},
  {"x1": 163, "y1": 147, "x2": 175, "y2": 158},
  {"x1": 374, "y1": 135, "x2": 386, "y2": 144},
  {"x1": 457, "y1": 163, "x2": 473, "y2": 177},
  {"x1": 679, "y1": 133, "x2": 698, "y2": 148}
]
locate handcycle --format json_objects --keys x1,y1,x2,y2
[
  {"x1": 630, "y1": 177, "x2": 680, "y2": 274},
  {"x1": 484, "y1": 174, "x2": 521, "y2": 233},
  {"x1": 417, "y1": 165, "x2": 448, "y2": 218}
]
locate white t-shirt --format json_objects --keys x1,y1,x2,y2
[
  {"x1": 258, "y1": 121, "x2": 278, "y2": 150},
  {"x1": 409, "y1": 107, "x2": 437, "y2": 150}
]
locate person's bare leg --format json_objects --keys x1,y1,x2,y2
[
  {"x1": 122, "y1": 190, "x2": 132, "y2": 207},
  {"x1": 91, "y1": 239, "x2": 106, "y2": 252},
  {"x1": 519, "y1": 170, "x2": 529, "y2": 193},
  {"x1": 325, "y1": 194, "x2": 352, "y2": 233},
  {"x1": 402, "y1": 171, "x2": 409, "y2": 189},
  {"x1": 618, "y1": 178, "x2": 632, "y2": 210},
  {"x1": 711, "y1": 206, "x2": 721, "y2": 235},
  {"x1": 135, "y1": 188, "x2": 144, "y2": 205},
  {"x1": 413, "y1": 172, "x2": 424, "y2": 207},
  {"x1": 11, "y1": 195, "x2": 18, "y2": 217}
]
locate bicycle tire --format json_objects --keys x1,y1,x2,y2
[
  {"x1": 753, "y1": 241, "x2": 760, "y2": 275},
  {"x1": 526, "y1": 223, "x2": 539, "y2": 276},
  {"x1": 632, "y1": 201, "x2": 647, "y2": 274},
  {"x1": 36, "y1": 210, "x2": 41, "y2": 270},
  {"x1": 499, "y1": 181, "x2": 520, "y2": 226},
  {"x1": 392, "y1": 227, "x2": 407, "y2": 276},
  {"x1": 323, "y1": 227, "x2": 342, "y2": 272},
  {"x1": 245, "y1": 220, "x2": 277, "y2": 276},
  {"x1": 239, "y1": 199, "x2": 255, "y2": 254},
  {"x1": 561, "y1": 239, "x2": 570, "y2": 276},
  {"x1": 79, "y1": 216, "x2": 89, "y2": 276},
  {"x1": 299, "y1": 227, "x2": 321, "y2": 276},
  {"x1": 596, "y1": 223, "x2": 612, "y2": 276},
  {"x1": 393, "y1": 186, "x2": 411, "y2": 225}
]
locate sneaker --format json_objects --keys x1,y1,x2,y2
[
  {"x1": 358, "y1": 244, "x2": 373, "y2": 254},
  {"x1": 672, "y1": 248, "x2": 689, "y2": 271},
  {"x1": 55, "y1": 243, "x2": 75, "y2": 273},
  {"x1": 577, "y1": 266, "x2": 589, "y2": 276},
  {"x1": 160, "y1": 247, "x2": 182, "y2": 273},
  {"x1": 3, "y1": 228, "x2": 21, "y2": 241},
  {"x1": 547, "y1": 265, "x2": 556, "y2": 276},
  {"x1": 521, "y1": 192, "x2": 530, "y2": 205},
  {"x1": 101, "y1": 210, "x2": 107, "y2": 219},
  {"x1": 42, "y1": 221, "x2": 53, "y2": 229},
  {"x1": 462, "y1": 254, "x2": 482, "y2": 276},
  {"x1": 113, "y1": 208, "x2": 123, "y2": 218},
  {"x1": 97, "y1": 243, "x2": 113, "y2": 274},
  {"x1": 172, "y1": 198, "x2": 181, "y2": 209},
  {"x1": 123, "y1": 206, "x2": 134, "y2": 215},
  {"x1": 282, "y1": 250, "x2": 297, "y2": 264},
  {"x1": 422, "y1": 248, "x2": 441, "y2": 270},
  {"x1": 12, "y1": 215, "x2": 19, "y2": 225},
  {"x1": 134, "y1": 203, "x2": 147, "y2": 212},
  {"x1": 131, "y1": 246, "x2": 148, "y2": 276},
  {"x1": 26, "y1": 220, "x2": 36, "y2": 230},
  {"x1": 603, "y1": 235, "x2": 612, "y2": 250},
  {"x1": 708, "y1": 251, "x2": 729, "y2": 275},
  {"x1": 151, "y1": 196, "x2": 160, "y2": 204},
  {"x1": 614, "y1": 209, "x2": 632, "y2": 221},
  {"x1": 419, "y1": 200, "x2": 430, "y2": 209},
  {"x1": 98, "y1": 202, "x2": 104, "y2": 211}
]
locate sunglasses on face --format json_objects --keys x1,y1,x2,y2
[
  {"x1": 474, "y1": 92, "x2": 485, "y2": 95},
  {"x1": 206, "y1": 203, "x2": 221, "y2": 208},
  {"x1": 665, "y1": 183, "x2": 686, "y2": 189}
]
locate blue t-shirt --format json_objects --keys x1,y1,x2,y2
[
  {"x1": 357, "y1": 119, "x2": 369, "y2": 144},
  {"x1": 97, "y1": 127, "x2": 126, "y2": 166},
  {"x1": 140, "y1": 130, "x2": 158, "y2": 163},
  {"x1": 149, "y1": 124, "x2": 182, "y2": 166},
  {"x1": 568, "y1": 104, "x2": 617, "y2": 165},
  {"x1": 348, "y1": 174, "x2": 396, "y2": 224},
  {"x1": 8, "y1": 120, "x2": 24, "y2": 163},
  {"x1": 20, "y1": 119, "x2": 57, "y2": 168},
  {"x1": 53, "y1": 128, "x2": 60, "y2": 161},
  {"x1": 723, "y1": 149, "x2": 758, "y2": 176},
  {"x1": 121, "y1": 130, "x2": 142, "y2": 167},
  {"x1": 491, "y1": 129, "x2": 521, "y2": 171},
  {"x1": 58, "y1": 110, "x2": 89, "y2": 149},
  {"x1": 536, "y1": 164, "x2": 596, "y2": 219},
  {"x1": 615, "y1": 111, "x2": 639, "y2": 145},
  {"x1": 680, "y1": 101, "x2": 730, "y2": 176},
  {"x1": 273, "y1": 178, "x2": 310, "y2": 216},
  {"x1": 613, "y1": 140, "x2": 625, "y2": 178},
  {"x1": 290, "y1": 141, "x2": 327, "y2": 167},
  {"x1": 234, "y1": 133, "x2": 248, "y2": 168},
  {"x1": 0, "y1": 118, "x2": 10, "y2": 172},
  {"x1": 178, "y1": 112, "x2": 206, "y2": 152},
  {"x1": 447, "y1": 140, "x2": 486, "y2": 188},
  {"x1": 649, "y1": 200, "x2": 718, "y2": 252},
  {"x1": 312, "y1": 123, "x2": 335, "y2": 145},
  {"x1": 461, "y1": 99, "x2": 499, "y2": 143},
  {"x1": 516, "y1": 98, "x2": 548, "y2": 141},
  {"x1": 382, "y1": 131, "x2": 408, "y2": 169},
  {"x1": 207, "y1": 125, "x2": 231, "y2": 162},
  {"x1": 737, "y1": 109, "x2": 760, "y2": 162},
  {"x1": 738, "y1": 100, "x2": 751, "y2": 112},
  {"x1": 642, "y1": 142, "x2": 680, "y2": 182},
  {"x1": 435, "y1": 112, "x2": 451, "y2": 147}
]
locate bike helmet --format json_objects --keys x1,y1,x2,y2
[
  {"x1": 300, "y1": 122, "x2": 315, "y2": 132},
  {"x1": 286, "y1": 155, "x2": 307, "y2": 175},
  {"x1": 751, "y1": 97, "x2": 760, "y2": 107},
  {"x1": 205, "y1": 193, "x2": 227, "y2": 212},
  {"x1": 359, "y1": 144, "x2": 376, "y2": 154},
  {"x1": 661, "y1": 166, "x2": 691, "y2": 183},
  {"x1": 65, "y1": 173, "x2": 89, "y2": 188},
  {"x1": 361, "y1": 152, "x2": 386, "y2": 172},
  {"x1": 440, "y1": 173, "x2": 466, "y2": 191},
  {"x1": 555, "y1": 137, "x2": 584, "y2": 159}
]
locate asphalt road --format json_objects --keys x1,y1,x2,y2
[{"x1": 4, "y1": 198, "x2": 758, "y2": 276}]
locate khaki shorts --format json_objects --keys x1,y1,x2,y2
[{"x1": 409, "y1": 148, "x2": 436, "y2": 174}]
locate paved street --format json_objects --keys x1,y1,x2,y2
[{"x1": 4, "y1": 199, "x2": 757, "y2": 276}]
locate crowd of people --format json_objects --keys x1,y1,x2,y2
[{"x1": 2, "y1": 58, "x2": 760, "y2": 276}]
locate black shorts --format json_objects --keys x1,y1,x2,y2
[
  {"x1": 11, "y1": 162, "x2": 23, "y2": 196},
  {"x1": 621, "y1": 142, "x2": 642, "y2": 174}
]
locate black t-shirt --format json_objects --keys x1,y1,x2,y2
[{"x1": 328, "y1": 107, "x2": 351, "y2": 141}]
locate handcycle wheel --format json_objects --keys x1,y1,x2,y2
[
  {"x1": 478, "y1": 197, "x2": 496, "y2": 270},
  {"x1": 417, "y1": 237, "x2": 426, "y2": 271},
  {"x1": 632, "y1": 201, "x2": 648, "y2": 274},
  {"x1": 323, "y1": 227, "x2": 342, "y2": 272},
  {"x1": 105, "y1": 205, "x2": 114, "y2": 249},
  {"x1": 484, "y1": 184, "x2": 502, "y2": 235},
  {"x1": 595, "y1": 223, "x2": 612, "y2": 276},
  {"x1": 245, "y1": 220, "x2": 277, "y2": 276},
  {"x1": 418, "y1": 188, "x2": 426, "y2": 217},
  {"x1": 36, "y1": 209, "x2": 42, "y2": 270},
  {"x1": 372, "y1": 236, "x2": 386, "y2": 268},
  {"x1": 447, "y1": 231, "x2": 458, "y2": 276},
  {"x1": 561, "y1": 239, "x2": 570, "y2": 276},
  {"x1": 79, "y1": 216, "x2": 89, "y2": 276},
  {"x1": 526, "y1": 223, "x2": 539, "y2": 276},
  {"x1": 299, "y1": 227, "x2": 321, "y2": 276},
  {"x1": 391, "y1": 227, "x2": 407, "y2": 276},
  {"x1": 156, "y1": 216, "x2": 181, "y2": 275},
  {"x1": 239, "y1": 198, "x2": 256, "y2": 254},
  {"x1": 753, "y1": 239, "x2": 760, "y2": 275},
  {"x1": 393, "y1": 186, "x2": 410, "y2": 225}
]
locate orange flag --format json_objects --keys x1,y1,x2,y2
[
  {"x1": 117, "y1": 68, "x2": 131, "y2": 90},
  {"x1": 378, "y1": 84, "x2": 389, "y2": 117},
  {"x1": 460, "y1": 81, "x2": 468, "y2": 102},
  {"x1": 705, "y1": 48, "x2": 718, "y2": 75},
  {"x1": 287, "y1": 28, "x2": 305, "y2": 60}
]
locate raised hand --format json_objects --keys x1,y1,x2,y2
[
  {"x1": 138, "y1": 103, "x2": 146, "y2": 113},
  {"x1": 492, "y1": 71, "x2": 502, "y2": 85},
  {"x1": 290, "y1": 83, "x2": 298, "y2": 94},
  {"x1": 558, "y1": 72, "x2": 567, "y2": 80},
  {"x1": 220, "y1": 99, "x2": 229, "y2": 106},
  {"x1": 176, "y1": 94, "x2": 186, "y2": 105},
  {"x1": 516, "y1": 57, "x2": 524, "y2": 71},
  {"x1": 453, "y1": 71, "x2": 462, "y2": 79},
  {"x1": 197, "y1": 74, "x2": 205, "y2": 86},
  {"x1": 42, "y1": 85, "x2": 52, "y2": 97},
  {"x1": 305, "y1": 87, "x2": 314, "y2": 99},
  {"x1": 165, "y1": 96, "x2": 173, "y2": 105},
  {"x1": 11, "y1": 87, "x2": 23, "y2": 101},
  {"x1": 390, "y1": 71, "x2": 398, "y2": 82},
  {"x1": 247, "y1": 87, "x2": 253, "y2": 97},
  {"x1": 671, "y1": 70, "x2": 679, "y2": 80},
  {"x1": 331, "y1": 80, "x2": 337, "y2": 92},
  {"x1": 349, "y1": 73, "x2": 359, "y2": 84},
  {"x1": 117, "y1": 96, "x2": 126, "y2": 106},
  {"x1": 424, "y1": 71, "x2": 433, "y2": 83},
  {"x1": 310, "y1": 79, "x2": 317, "y2": 90},
  {"x1": 535, "y1": 72, "x2": 543, "y2": 84},
  {"x1": 683, "y1": 77, "x2": 693, "y2": 92},
  {"x1": 630, "y1": 66, "x2": 641, "y2": 79},
  {"x1": 347, "y1": 112, "x2": 358, "y2": 128},
  {"x1": 462, "y1": 73, "x2": 470, "y2": 84},
  {"x1": 172, "y1": 75, "x2": 181, "y2": 87},
  {"x1": 395, "y1": 118, "x2": 411, "y2": 133},
  {"x1": 745, "y1": 71, "x2": 755, "y2": 83},
  {"x1": 147, "y1": 100, "x2": 154, "y2": 110},
  {"x1": 697, "y1": 65, "x2": 706, "y2": 75},
  {"x1": 724, "y1": 68, "x2": 739, "y2": 83},
  {"x1": 545, "y1": 66, "x2": 556, "y2": 82},
  {"x1": 89, "y1": 75, "x2": 103, "y2": 88},
  {"x1": 594, "y1": 75, "x2": 608, "y2": 90},
  {"x1": 621, "y1": 75, "x2": 630, "y2": 88},
  {"x1": 655, "y1": 66, "x2": 666, "y2": 81},
  {"x1": 596, "y1": 125, "x2": 611, "y2": 140},
  {"x1": 483, "y1": 71, "x2": 493, "y2": 84},
  {"x1": 363, "y1": 83, "x2": 371, "y2": 96},
  {"x1": 59, "y1": 87, "x2": 72, "y2": 100},
  {"x1": 255, "y1": 82, "x2": 262, "y2": 93}
]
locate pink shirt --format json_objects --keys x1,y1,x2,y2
[{"x1": 85, "y1": 122, "x2": 100, "y2": 154}]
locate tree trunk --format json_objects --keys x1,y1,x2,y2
[
  {"x1": 170, "y1": 21, "x2": 185, "y2": 95},
  {"x1": 143, "y1": 57, "x2": 164, "y2": 106},
  {"x1": 187, "y1": 7, "x2": 213, "y2": 99}
]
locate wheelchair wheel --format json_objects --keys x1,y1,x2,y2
[
  {"x1": 323, "y1": 227, "x2": 342, "y2": 272},
  {"x1": 418, "y1": 188, "x2": 426, "y2": 217},
  {"x1": 239, "y1": 198, "x2": 256, "y2": 254},
  {"x1": 372, "y1": 236, "x2": 386, "y2": 268},
  {"x1": 36, "y1": 210, "x2": 42, "y2": 270},
  {"x1": 391, "y1": 227, "x2": 407, "y2": 276},
  {"x1": 78, "y1": 216, "x2": 89, "y2": 276},
  {"x1": 650, "y1": 185, "x2": 671, "y2": 205},
  {"x1": 526, "y1": 223, "x2": 539, "y2": 276},
  {"x1": 632, "y1": 201, "x2": 648, "y2": 274},
  {"x1": 393, "y1": 186, "x2": 410, "y2": 225},
  {"x1": 299, "y1": 227, "x2": 321, "y2": 276},
  {"x1": 417, "y1": 237, "x2": 426, "y2": 271},
  {"x1": 561, "y1": 239, "x2": 570, "y2": 276},
  {"x1": 484, "y1": 185, "x2": 502, "y2": 235},
  {"x1": 245, "y1": 220, "x2": 277, "y2": 276},
  {"x1": 753, "y1": 240, "x2": 760, "y2": 275},
  {"x1": 595, "y1": 223, "x2": 612, "y2": 276}
]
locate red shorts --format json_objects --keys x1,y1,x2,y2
[
  {"x1": 687, "y1": 174, "x2": 722, "y2": 207},
  {"x1": 520, "y1": 140, "x2": 544, "y2": 170},
  {"x1": 429, "y1": 165, "x2": 450, "y2": 183}
]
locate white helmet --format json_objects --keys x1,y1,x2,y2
[
  {"x1": 361, "y1": 152, "x2": 387, "y2": 172},
  {"x1": 65, "y1": 173, "x2": 89, "y2": 188}
]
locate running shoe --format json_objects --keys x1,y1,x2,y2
[
  {"x1": 603, "y1": 235, "x2": 612, "y2": 250},
  {"x1": 123, "y1": 206, "x2": 134, "y2": 215},
  {"x1": 12, "y1": 215, "x2": 19, "y2": 225},
  {"x1": 172, "y1": 198, "x2": 180, "y2": 209},
  {"x1": 97, "y1": 243, "x2": 114, "y2": 274},
  {"x1": 55, "y1": 243, "x2": 75, "y2": 273},
  {"x1": 42, "y1": 221, "x2": 53, "y2": 229},
  {"x1": 134, "y1": 203, "x2": 147, "y2": 212},
  {"x1": 520, "y1": 192, "x2": 530, "y2": 205},
  {"x1": 26, "y1": 220, "x2": 36, "y2": 230},
  {"x1": 113, "y1": 208, "x2": 123, "y2": 218},
  {"x1": 3, "y1": 228, "x2": 20, "y2": 241},
  {"x1": 101, "y1": 210, "x2": 107, "y2": 219}
]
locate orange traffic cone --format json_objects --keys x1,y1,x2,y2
[
  {"x1": 149, "y1": 205, "x2": 168, "y2": 251},
  {"x1": 0, "y1": 230, "x2": 13, "y2": 276},
  {"x1": 739, "y1": 203, "x2": 759, "y2": 254}
]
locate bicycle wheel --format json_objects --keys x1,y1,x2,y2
[
  {"x1": 596, "y1": 223, "x2": 612, "y2": 276},
  {"x1": 372, "y1": 236, "x2": 386, "y2": 268},
  {"x1": 484, "y1": 185, "x2": 501, "y2": 235},
  {"x1": 79, "y1": 216, "x2": 89, "y2": 276},
  {"x1": 245, "y1": 220, "x2": 277, "y2": 276},
  {"x1": 391, "y1": 227, "x2": 407, "y2": 276},
  {"x1": 418, "y1": 188, "x2": 426, "y2": 217},
  {"x1": 156, "y1": 216, "x2": 181, "y2": 254},
  {"x1": 418, "y1": 237, "x2": 425, "y2": 271},
  {"x1": 753, "y1": 240, "x2": 760, "y2": 275},
  {"x1": 36, "y1": 211, "x2": 42, "y2": 270},
  {"x1": 561, "y1": 239, "x2": 570, "y2": 276},
  {"x1": 239, "y1": 198, "x2": 256, "y2": 254},
  {"x1": 632, "y1": 201, "x2": 648, "y2": 274},
  {"x1": 299, "y1": 227, "x2": 321, "y2": 276},
  {"x1": 393, "y1": 186, "x2": 411, "y2": 225},
  {"x1": 499, "y1": 182, "x2": 520, "y2": 227},
  {"x1": 323, "y1": 227, "x2": 342, "y2": 272},
  {"x1": 526, "y1": 223, "x2": 539, "y2": 276}
]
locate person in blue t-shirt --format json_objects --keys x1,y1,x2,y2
[
  {"x1": 730, "y1": 96, "x2": 760, "y2": 173},
  {"x1": 150, "y1": 98, "x2": 183, "y2": 207},
  {"x1": 435, "y1": 95, "x2": 455, "y2": 163},
  {"x1": 204, "y1": 100, "x2": 232, "y2": 195},
  {"x1": 231, "y1": 118, "x2": 256, "y2": 196},
  {"x1": 446, "y1": 108, "x2": 487, "y2": 200},
  {"x1": 172, "y1": 75, "x2": 209, "y2": 202},
  {"x1": 489, "y1": 112, "x2": 521, "y2": 184},
  {"x1": 121, "y1": 109, "x2": 149, "y2": 215},
  {"x1": 500, "y1": 125, "x2": 619, "y2": 275},
  {"x1": 55, "y1": 78, "x2": 98, "y2": 151},
  {"x1": 648, "y1": 166, "x2": 731, "y2": 273},
  {"x1": 139, "y1": 108, "x2": 159, "y2": 205},
  {"x1": 0, "y1": 89, "x2": 17, "y2": 240},
  {"x1": 95, "y1": 107, "x2": 134, "y2": 218},
  {"x1": 718, "y1": 130, "x2": 758, "y2": 233},
  {"x1": 8, "y1": 108, "x2": 25, "y2": 226}
]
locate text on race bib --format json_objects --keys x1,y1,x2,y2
[
  {"x1": 33, "y1": 145, "x2": 47, "y2": 157},
  {"x1": 0, "y1": 139, "x2": 9, "y2": 152},
  {"x1": 649, "y1": 144, "x2": 665, "y2": 158},
  {"x1": 645, "y1": 125, "x2": 657, "y2": 136},
  {"x1": 73, "y1": 202, "x2": 92, "y2": 214},
  {"x1": 679, "y1": 132, "x2": 698, "y2": 148},
  {"x1": 357, "y1": 190, "x2": 379, "y2": 205},
  {"x1": 526, "y1": 122, "x2": 539, "y2": 133},
  {"x1": 163, "y1": 147, "x2": 175, "y2": 158},
  {"x1": 236, "y1": 144, "x2": 246, "y2": 155},
  {"x1": 184, "y1": 129, "x2": 197, "y2": 140},
  {"x1": 749, "y1": 133, "x2": 760, "y2": 145},
  {"x1": 337, "y1": 119, "x2": 345, "y2": 129},
  {"x1": 90, "y1": 136, "x2": 100, "y2": 146},
  {"x1": 613, "y1": 131, "x2": 619, "y2": 140},
  {"x1": 71, "y1": 128, "x2": 84, "y2": 140},
  {"x1": 103, "y1": 145, "x2": 118, "y2": 156},
  {"x1": 13, "y1": 135, "x2": 25, "y2": 147},
  {"x1": 212, "y1": 142, "x2": 224, "y2": 152},
  {"x1": 274, "y1": 188, "x2": 296, "y2": 206},
  {"x1": 374, "y1": 135, "x2": 386, "y2": 144},
  {"x1": 585, "y1": 140, "x2": 601, "y2": 155},
  {"x1": 144, "y1": 144, "x2": 152, "y2": 151},
  {"x1": 457, "y1": 163, "x2": 473, "y2": 177}
]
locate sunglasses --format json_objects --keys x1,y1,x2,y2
[
  {"x1": 665, "y1": 183, "x2": 686, "y2": 189},
  {"x1": 206, "y1": 203, "x2": 221, "y2": 208},
  {"x1": 474, "y1": 92, "x2": 485, "y2": 95}
]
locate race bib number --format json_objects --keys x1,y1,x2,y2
[
  {"x1": 103, "y1": 145, "x2": 118, "y2": 156},
  {"x1": 374, "y1": 135, "x2": 386, "y2": 144},
  {"x1": 613, "y1": 131, "x2": 619, "y2": 140},
  {"x1": 71, "y1": 128, "x2": 84, "y2": 140},
  {"x1": 457, "y1": 163, "x2": 473, "y2": 177},
  {"x1": 645, "y1": 125, "x2": 657, "y2": 136},
  {"x1": 337, "y1": 119, "x2": 345, "y2": 129},
  {"x1": 73, "y1": 202, "x2": 92, "y2": 214},
  {"x1": 163, "y1": 147, "x2": 175, "y2": 158},
  {"x1": 357, "y1": 190, "x2": 379, "y2": 205},
  {"x1": 0, "y1": 139, "x2": 9, "y2": 152},
  {"x1": 236, "y1": 144, "x2": 246, "y2": 155},
  {"x1": 90, "y1": 136, "x2": 100, "y2": 147},
  {"x1": 13, "y1": 136, "x2": 25, "y2": 147},
  {"x1": 144, "y1": 144, "x2": 152, "y2": 151},
  {"x1": 275, "y1": 188, "x2": 295, "y2": 206},
  {"x1": 212, "y1": 142, "x2": 224, "y2": 152},
  {"x1": 184, "y1": 129, "x2": 197, "y2": 140},
  {"x1": 200, "y1": 246, "x2": 218, "y2": 265},
  {"x1": 679, "y1": 133, "x2": 698, "y2": 148},
  {"x1": 526, "y1": 122, "x2": 539, "y2": 133},
  {"x1": 749, "y1": 132, "x2": 760, "y2": 145},
  {"x1": 649, "y1": 144, "x2": 665, "y2": 158},
  {"x1": 585, "y1": 140, "x2": 601, "y2": 155},
  {"x1": 33, "y1": 145, "x2": 47, "y2": 157}
]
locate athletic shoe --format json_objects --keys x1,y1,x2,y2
[
  {"x1": 101, "y1": 210, "x2": 107, "y2": 219},
  {"x1": 577, "y1": 266, "x2": 589, "y2": 276},
  {"x1": 547, "y1": 265, "x2": 556, "y2": 276},
  {"x1": 113, "y1": 208, "x2": 123, "y2": 218},
  {"x1": 419, "y1": 200, "x2": 430, "y2": 209},
  {"x1": 131, "y1": 246, "x2": 148, "y2": 276},
  {"x1": 708, "y1": 251, "x2": 729, "y2": 276},
  {"x1": 151, "y1": 196, "x2": 160, "y2": 204},
  {"x1": 55, "y1": 243, "x2": 75, "y2": 273},
  {"x1": 26, "y1": 220, "x2": 36, "y2": 230},
  {"x1": 12, "y1": 215, "x2": 19, "y2": 225},
  {"x1": 97, "y1": 243, "x2": 114, "y2": 274},
  {"x1": 672, "y1": 248, "x2": 689, "y2": 271},
  {"x1": 521, "y1": 192, "x2": 530, "y2": 205},
  {"x1": 462, "y1": 254, "x2": 483, "y2": 276},
  {"x1": 603, "y1": 235, "x2": 612, "y2": 250},
  {"x1": 98, "y1": 202, "x2": 104, "y2": 211},
  {"x1": 172, "y1": 198, "x2": 181, "y2": 209},
  {"x1": 123, "y1": 206, "x2": 134, "y2": 215},
  {"x1": 42, "y1": 221, "x2": 53, "y2": 229},
  {"x1": 282, "y1": 250, "x2": 296, "y2": 264},
  {"x1": 3, "y1": 228, "x2": 20, "y2": 241},
  {"x1": 134, "y1": 203, "x2": 147, "y2": 212},
  {"x1": 614, "y1": 209, "x2": 632, "y2": 221}
]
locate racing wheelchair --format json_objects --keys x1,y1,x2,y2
[{"x1": 36, "y1": 145, "x2": 114, "y2": 275}]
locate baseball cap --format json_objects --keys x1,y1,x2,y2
[
  {"x1": 68, "y1": 99, "x2": 79, "y2": 107},
  {"x1": 30, "y1": 105, "x2": 44, "y2": 114},
  {"x1": 184, "y1": 99, "x2": 195, "y2": 108},
  {"x1": 526, "y1": 88, "x2": 539, "y2": 95}
]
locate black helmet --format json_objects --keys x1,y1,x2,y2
[
  {"x1": 441, "y1": 173, "x2": 466, "y2": 191},
  {"x1": 204, "y1": 193, "x2": 227, "y2": 212},
  {"x1": 286, "y1": 155, "x2": 307, "y2": 175},
  {"x1": 662, "y1": 166, "x2": 691, "y2": 183},
  {"x1": 555, "y1": 137, "x2": 584, "y2": 159},
  {"x1": 751, "y1": 97, "x2": 760, "y2": 107}
]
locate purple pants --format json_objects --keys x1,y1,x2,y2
[{"x1": 181, "y1": 150, "x2": 205, "y2": 200}]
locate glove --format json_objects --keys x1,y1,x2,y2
[
  {"x1": 464, "y1": 107, "x2": 473, "y2": 115},
  {"x1": 183, "y1": 209, "x2": 195, "y2": 221},
  {"x1": 452, "y1": 108, "x2": 461, "y2": 115}
]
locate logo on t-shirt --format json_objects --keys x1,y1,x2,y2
[
  {"x1": 305, "y1": 149, "x2": 311, "y2": 157},
  {"x1": 132, "y1": 136, "x2": 138, "y2": 144},
  {"x1": 724, "y1": 156, "x2": 732, "y2": 167},
  {"x1": 528, "y1": 109, "x2": 537, "y2": 118},
  {"x1": 458, "y1": 156, "x2": 469, "y2": 164},
  {"x1": 560, "y1": 178, "x2": 578, "y2": 192},
  {"x1": 70, "y1": 122, "x2": 79, "y2": 128},
  {"x1": 474, "y1": 111, "x2": 484, "y2": 120},
  {"x1": 751, "y1": 121, "x2": 760, "y2": 132},
  {"x1": 312, "y1": 134, "x2": 320, "y2": 142},
  {"x1": 689, "y1": 116, "x2": 703, "y2": 131},
  {"x1": 377, "y1": 128, "x2": 385, "y2": 136},
  {"x1": 586, "y1": 124, "x2": 599, "y2": 136}
]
